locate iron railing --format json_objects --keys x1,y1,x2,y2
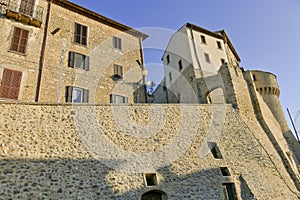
[{"x1": 7, "y1": 0, "x2": 43, "y2": 21}]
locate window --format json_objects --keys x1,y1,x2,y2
[
  {"x1": 200, "y1": 35, "x2": 207, "y2": 44},
  {"x1": 110, "y1": 94, "x2": 128, "y2": 104},
  {"x1": 144, "y1": 173, "x2": 158, "y2": 186},
  {"x1": 177, "y1": 93, "x2": 181, "y2": 103},
  {"x1": 141, "y1": 190, "x2": 167, "y2": 200},
  {"x1": 74, "y1": 23, "x2": 88, "y2": 46},
  {"x1": 65, "y1": 86, "x2": 89, "y2": 103},
  {"x1": 114, "y1": 64, "x2": 123, "y2": 78},
  {"x1": 10, "y1": 27, "x2": 29, "y2": 54},
  {"x1": 0, "y1": 69, "x2": 22, "y2": 100},
  {"x1": 204, "y1": 53, "x2": 210, "y2": 63},
  {"x1": 166, "y1": 54, "x2": 170, "y2": 64},
  {"x1": 208, "y1": 142, "x2": 223, "y2": 159},
  {"x1": 68, "y1": 52, "x2": 89, "y2": 70},
  {"x1": 220, "y1": 167, "x2": 231, "y2": 176},
  {"x1": 113, "y1": 36, "x2": 122, "y2": 50},
  {"x1": 252, "y1": 75, "x2": 257, "y2": 81},
  {"x1": 178, "y1": 60, "x2": 183, "y2": 71},
  {"x1": 223, "y1": 183, "x2": 238, "y2": 200},
  {"x1": 168, "y1": 72, "x2": 172, "y2": 82},
  {"x1": 221, "y1": 59, "x2": 226, "y2": 65},
  {"x1": 217, "y1": 41, "x2": 222, "y2": 50},
  {"x1": 19, "y1": 0, "x2": 35, "y2": 17}
]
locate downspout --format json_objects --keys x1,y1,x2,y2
[
  {"x1": 35, "y1": 0, "x2": 52, "y2": 102},
  {"x1": 139, "y1": 38, "x2": 148, "y2": 103}
]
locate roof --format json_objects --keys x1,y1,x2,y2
[
  {"x1": 186, "y1": 23, "x2": 241, "y2": 62},
  {"x1": 51, "y1": 0, "x2": 148, "y2": 40}
]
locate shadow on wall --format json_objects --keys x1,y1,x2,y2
[{"x1": 0, "y1": 158, "x2": 255, "y2": 199}]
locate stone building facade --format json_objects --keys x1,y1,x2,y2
[
  {"x1": 1, "y1": 2, "x2": 300, "y2": 200},
  {"x1": 0, "y1": 0, "x2": 148, "y2": 104}
]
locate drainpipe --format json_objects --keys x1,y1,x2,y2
[
  {"x1": 35, "y1": 0, "x2": 52, "y2": 102},
  {"x1": 138, "y1": 38, "x2": 148, "y2": 103}
]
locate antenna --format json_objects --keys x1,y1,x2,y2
[{"x1": 287, "y1": 108, "x2": 300, "y2": 144}]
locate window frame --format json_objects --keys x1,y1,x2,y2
[
  {"x1": 74, "y1": 22, "x2": 88, "y2": 46},
  {"x1": 113, "y1": 64, "x2": 124, "y2": 78},
  {"x1": 178, "y1": 60, "x2": 183, "y2": 71},
  {"x1": 10, "y1": 27, "x2": 29, "y2": 54},
  {"x1": 217, "y1": 41, "x2": 223, "y2": 50},
  {"x1": 65, "y1": 86, "x2": 89, "y2": 103},
  {"x1": 204, "y1": 53, "x2": 211, "y2": 63},
  {"x1": 200, "y1": 35, "x2": 207, "y2": 44},
  {"x1": 68, "y1": 51, "x2": 90, "y2": 71},
  {"x1": 110, "y1": 94, "x2": 128, "y2": 104},
  {"x1": 112, "y1": 36, "x2": 122, "y2": 50}
]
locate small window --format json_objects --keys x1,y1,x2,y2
[
  {"x1": 113, "y1": 36, "x2": 122, "y2": 50},
  {"x1": 166, "y1": 54, "x2": 170, "y2": 64},
  {"x1": 168, "y1": 72, "x2": 172, "y2": 82},
  {"x1": 66, "y1": 86, "x2": 89, "y2": 103},
  {"x1": 200, "y1": 35, "x2": 207, "y2": 44},
  {"x1": 144, "y1": 173, "x2": 158, "y2": 186},
  {"x1": 10, "y1": 27, "x2": 29, "y2": 54},
  {"x1": 222, "y1": 183, "x2": 238, "y2": 200},
  {"x1": 110, "y1": 94, "x2": 128, "y2": 104},
  {"x1": 177, "y1": 93, "x2": 181, "y2": 103},
  {"x1": 220, "y1": 167, "x2": 231, "y2": 176},
  {"x1": 68, "y1": 52, "x2": 89, "y2": 70},
  {"x1": 74, "y1": 22, "x2": 88, "y2": 46},
  {"x1": 178, "y1": 60, "x2": 183, "y2": 71},
  {"x1": 221, "y1": 59, "x2": 226, "y2": 65},
  {"x1": 114, "y1": 64, "x2": 123, "y2": 78},
  {"x1": 208, "y1": 142, "x2": 223, "y2": 159},
  {"x1": 252, "y1": 75, "x2": 256, "y2": 81},
  {"x1": 217, "y1": 41, "x2": 222, "y2": 49},
  {"x1": 204, "y1": 53, "x2": 211, "y2": 63}
]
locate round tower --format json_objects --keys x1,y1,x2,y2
[{"x1": 250, "y1": 70, "x2": 290, "y2": 133}]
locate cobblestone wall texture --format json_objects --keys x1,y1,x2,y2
[{"x1": 0, "y1": 102, "x2": 300, "y2": 199}]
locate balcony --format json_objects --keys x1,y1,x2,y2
[{"x1": 6, "y1": 0, "x2": 43, "y2": 28}]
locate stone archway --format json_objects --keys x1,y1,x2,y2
[{"x1": 141, "y1": 190, "x2": 167, "y2": 200}]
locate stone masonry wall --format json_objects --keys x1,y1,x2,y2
[{"x1": 0, "y1": 102, "x2": 300, "y2": 199}]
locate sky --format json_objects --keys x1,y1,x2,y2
[{"x1": 71, "y1": 0, "x2": 300, "y2": 128}]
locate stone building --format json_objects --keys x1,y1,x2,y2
[
  {"x1": 0, "y1": 0, "x2": 148, "y2": 104},
  {"x1": 1, "y1": 2, "x2": 300, "y2": 200}
]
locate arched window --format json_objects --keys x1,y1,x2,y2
[{"x1": 141, "y1": 190, "x2": 167, "y2": 200}]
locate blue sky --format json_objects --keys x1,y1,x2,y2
[{"x1": 71, "y1": 0, "x2": 300, "y2": 125}]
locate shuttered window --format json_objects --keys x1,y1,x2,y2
[
  {"x1": 110, "y1": 94, "x2": 128, "y2": 104},
  {"x1": 112, "y1": 36, "x2": 122, "y2": 50},
  {"x1": 74, "y1": 23, "x2": 88, "y2": 46},
  {"x1": 19, "y1": 0, "x2": 35, "y2": 17},
  {"x1": 0, "y1": 69, "x2": 22, "y2": 100},
  {"x1": 114, "y1": 64, "x2": 123, "y2": 78},
  {"x1": 65, "y1": 86, "x2": 89, "y2": 103},
  {"x1": 10, "y1": 27, "x2": 29, "y2": 54},
  {"x1": 68, "y1": 52, "x2": 89, "y2": 71}
]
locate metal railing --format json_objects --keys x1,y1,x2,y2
[{"x1": 7, "y1": 0, "x2": 43, "y2": 21}]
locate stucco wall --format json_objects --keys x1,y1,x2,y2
[{"x1": 0, "y1": 102, "x2": 299, "y2": 199}]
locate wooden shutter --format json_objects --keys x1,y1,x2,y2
[
  {"x1": 0, "y1": 69, "x2": 22, "y2": 100},
  {"x1": 65, "y1": 86, "x2": 73, "y2": 102},
  {"x1": 83, "y1": 89, "x2": 89, "y2": 103},
  {"x1": 84, "y1": 56, "x2": 90, "y2": 71},
  {"x1": 68, "y1": 52, "x2": 75, "y2": 67},
  {"x1": 10, "y1": 27, "x2": 29, "y2": 54}
]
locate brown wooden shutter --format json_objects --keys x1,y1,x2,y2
[
  {"x1": 10, "y1": 27, "x2": 29, "y2": 54},
  {"x1": 68, "y1": 52, "x2": 75, "y2": 67},
  {"x1": 65, "y1": 86, "x2": 73, "y2": 102},
  {"x1": 0, "y1": 69, "x2": 22, "y2": 100}
]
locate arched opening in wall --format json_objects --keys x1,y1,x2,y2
[
  {"x1": 141, "y1": 190, "x2": 167, "y2": 200},
  {"x1": 206, "y1": 88, "x2": 224, "y2": 104}
]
